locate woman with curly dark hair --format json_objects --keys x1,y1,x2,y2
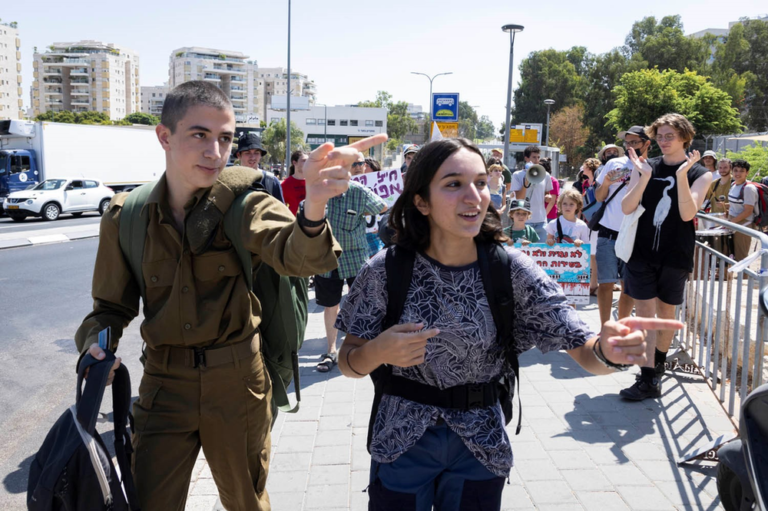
[{"x1": 333, "y1": 138, "x2": 680, "y2": 510}]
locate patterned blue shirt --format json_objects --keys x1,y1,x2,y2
[{"x1": 336, "y1": 247, "x2": 595, "y2": 477}]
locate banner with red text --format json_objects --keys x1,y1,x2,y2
[
  {"x1": 351, "y1": 169, "x2": 404, "y2": 233},
  {"x1": 515, "y1": 243, "x2": 592, "y2": 304}
]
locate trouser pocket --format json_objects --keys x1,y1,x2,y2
[{"x1": 368, "y1": 477, "x2": 417, "y2": 511}]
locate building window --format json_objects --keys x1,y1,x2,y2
[
  {"x1": 375, "y1": 120, "x2": 383, "y2": 127},
  {"x1": 317, "y1": 118, "x2": 325, "y2": 125},
  {"x1": 340, "y1": 120, "x2": 348, "y2": 126},
  {"x1": 365, "y1": 120, "x2": 374, "y2": 127},
  {"x1": 306, "y1": 118, "x2": 316, "y2": 125},
  {"x1": 327, "y1": 119, "x2": 336, "y2": 126},
  {"x1": 350, "y1": 120, "x2": 358, "y2": 127}
]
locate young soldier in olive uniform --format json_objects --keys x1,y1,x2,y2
[{"x1": 74, "y1": 81, "x2": 387, "y2": 511}]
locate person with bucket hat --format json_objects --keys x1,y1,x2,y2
[
  {"x1": 236, "y1": 132, "x2": 284, "y2": 202},
  {"x1": 503, "y1": 199, "x2": 540, "y2": 245},
  {"x1": 701, "y1": 150, "x2": 718, "y2": 173}
]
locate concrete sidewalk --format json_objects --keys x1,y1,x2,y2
[
  {"x1": 185, "y1": 293, "x2": 729, "y2": 511},
  {"x1": 0, "y1": 223, "x2": 100, "y2": 249}
]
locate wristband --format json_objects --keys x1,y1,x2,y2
[
  {"x1": 297, "y1": 201, "x2": 326, "y2": 228},
  {"x1": 592, "y1": 339, "x2": 631, "y2": 371},
  {"x1": 346, "y1": 347, "x2": 366, "y2": 377}
]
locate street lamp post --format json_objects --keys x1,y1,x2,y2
[
  {"x1": 315, "y1": 103, "x2": 328, "y2": 141},
  {"x1": 286, "y1": 0, "x2": 292, "y2": 176},
  {"x1": 544, "y1": 99, "x2": 555, "y2": 148},
  {"x1": 410, "y1": 71, "x2": 453, "y2": 120},
  {"x1": 502, "y1": 24, "x2": 524, "y2": 169}
]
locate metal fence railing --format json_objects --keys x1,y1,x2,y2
[{"x1": 677, "y1": 213, "x2": 768, "y2": 463}]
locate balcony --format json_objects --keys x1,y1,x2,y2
[
  {"x1": 230, "y1": 76, "x2": 245, "y2": 83},
  {"x1": 211, "y1": 64, "x2": 246, "y2": 75},
  {"x1": 231, "y1": 85, "x2": 245, "y2": 91},
  {"x1": 71, "y1": 89, "x2": 90, "y2": 96},
  {"x1": 70, "y1": 68, "x2": 89, "y2": 76},
  {"x1": 230, "y1": 96, "x2": 246, "y2": 103},
  {"x1": 43, "y1": 68, "x2": 63, "y2": 76},
  {"x1": 203, "y1": 73, "x2": 221, "y2": 82},
  {"x1": 233, "y1": 106, "x2": 246, "y2": 112},
  {"x1": 44, "y1": 88, "x2": 63, "y2": 95},
  {"x1": 45, "y1": 99, "x2": 64, "y2": 105},
  {"x1": 71, "y1": 98, "x2": 90, "y2": 106},
  {"x1": 43, "y1": 77, "x2": 63, "y2": 84}
]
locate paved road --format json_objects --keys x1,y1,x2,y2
[
  {"x1": 0, "y1": 239, "x2": 144, "y2": 510},
  {"x1": 0, "y1": 212, "x2": 101, "y2": 235}
]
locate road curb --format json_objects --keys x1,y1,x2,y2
[{"x1": 0, "y1": 228, "x2": 99, "y2": 250}]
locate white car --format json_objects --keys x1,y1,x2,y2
[{"x1": 3, "y1": 178, "x2": 114, "y2": 222}]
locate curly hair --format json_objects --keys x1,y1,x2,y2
[
  {"x1": 583, "y1": 158, "x2": 601, "y2": 172},
  {"x1": 557, "y1": 187, "x2": 584, "y2": 214},
  {"x1": 389, "y1": 138, "x2": 508, "y2": 251},
  {"x1": 645, "y1": 113, "x2": 696, "y2": 149}
]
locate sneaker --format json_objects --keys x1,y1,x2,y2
[{"x1": 620, "y1": 377, "x2": 661, "y2": 401}]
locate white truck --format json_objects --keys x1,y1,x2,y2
[{"x1": 0, "y1": 120, "x2": 165, "y2": 215}]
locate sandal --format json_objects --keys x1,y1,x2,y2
[{"x1": 317, "y1": 353, "x2": 337, "y2": 373}]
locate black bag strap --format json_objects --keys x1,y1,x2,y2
[
  {"x1": 556, "y1": 217, "x2": 564, "y2": 243},
  {"x1": 76, "y1": 354, "x2": 140, "y2": 509},
  {"x1": 477, "y1": 242, "x2": 522, "y2": 434},
  {"x1": 603, "y1": 180, "x2": 627, "y2": 206}
]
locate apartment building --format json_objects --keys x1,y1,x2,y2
[
  {"x1": 266, "y1": 105, "x2": 386, "y2": 161},
  {"x1": 0, "y1": 21, "x2": 23, "y2": 120},
  {"x1": 140, "y1": 84, "x2": 168, "y2": 117},
  {"x1": 257, "y1": 67, "x2": 316, "y2": 121},
  {"x1": 32, "y1": 40, "x2": 140, "y2": 120},
  {"x1": 169, "y1": 47, "x2": 261, "y2": 123}
]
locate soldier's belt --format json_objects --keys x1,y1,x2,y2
[{"x1": 146, "y1": 333, "x2": 260, "y2": 369}]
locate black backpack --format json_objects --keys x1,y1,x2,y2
[
  {"x1": 28, "y1": 352, "x2": 140, "y2": 510},
  {"x1": 366, "y1": 242, "x2": 521, "y2": 452}
]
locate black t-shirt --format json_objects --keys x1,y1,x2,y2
[{"x1": 631, "y1": 156, "x2": 709, "y2": 271}]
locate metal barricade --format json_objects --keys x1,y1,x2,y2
[{"x1": 677, "y1": 212, "x2": 768, "y2": 463}]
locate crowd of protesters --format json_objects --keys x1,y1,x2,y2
[{"x1": 78, "y1": 82, "x2": 761, "y2": 510}]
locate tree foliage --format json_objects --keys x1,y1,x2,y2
[
  {"x1": 261, "y1": 119, "x2": 307, "y2": 164},
  {"x1": 458, "y1": 101, "x2": 478, "y2": 140},
  {"x1": 476, "y1": 115, "x2": 496, "y2": 141},
  {"x1": 725, "y1": 143, "x2": 768, "y2": 181},
  {"x1": 35, "y1": 110, "x2": 113, "y2": 125},
  {"x1": 123, "y1": 112, "x2": 160, "y2": 125},
  {"x1": 549, "y1": 105, "x2": 590, "y2": 165},
  {"x1": 511, "y1": 48, "x2": 583, "y2": 125},
  {"x1": 623, "y1": 15, "x2": 710, "y2": 73},
  {"x1": 359, "y1": 91, "x2": 417, "y2": 149},
  {"x1": 606, "y1": 69, "x2": 742, "y2": 138}
]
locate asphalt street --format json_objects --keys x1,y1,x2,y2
[
  {"x1": 0, "y1": 212, "x2": 102, "y2": 235},
  {"x1": 0, "y1": 238, "x2": 145, "y2": 510}
]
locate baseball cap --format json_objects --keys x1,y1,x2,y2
[
  {"x1": 403, "y1": 145, "x2": 419, "y2": 156},
  {"x1": 617, "y1": 126, "x2": 650, "y2": 141},
  {"x1": 702, "y1": 150, "x2": 718, "y2": 160},
  {"x1": 509, "y1": 200, "x2": 531, "y2": 213},
  {"x1": 491, "y1": 148, "x2": 503, "y2": 155}
]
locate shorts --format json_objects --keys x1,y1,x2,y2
[
  {"x1": 368, "y1": 423, "x2": 505, "y2": 511},
  {"x1": 596, "y1": 237, "x2": 625, "y2": 284},
  {"x1": 314, "y1": 270, "x2": 356, "y2": 307},
  {"x1": 623, "y1": 258, "x2": 689, "y2": 306}
]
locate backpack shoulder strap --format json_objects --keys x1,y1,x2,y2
[
  {"x1": 118, "y1": 182, "x2": 158, "y2": 301},
  {"x1": 477, "y1": 242, "x2": 522, "y2": 434},
  {"x1": 367, "y1": 245, "x2": 415, "y2": 452},
  {"x1": 222, "y1": 191, "x2": 255, "y2": 288},
  {"x1": 556, "y1": 218, "x2": 563, "y2": 243},
  {"x1": 110, "y1": 366, "x2": 140, "y2": 510}
]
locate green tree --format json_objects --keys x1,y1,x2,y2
[
  {"x1": 623, "y1": 15, "x2": 710, "y2": 73},
  {"x1": 458, "y1": 102, "x2": 478, "y2": 140},
  {"x1": 581, "y1": 49, "x2": 647, "y2": 150},
  {"x1": 711, "y1": 19, "x2": 768, "y2": 131},
  {"x1": 359, "y1": 91, "x2": 416, "y2": 149},
  {"x1": 511, "y1": 48, "x2": 583, "y2": 126},
  {"x1": 606, "y1": 69, "x2": 742, "y2": 140},
  {"x1": 476, "y1": 115, "x2": 496, "y2": 141},
  {"x1": 261, "y1": 119, "x2": 307, "y2": 165},
  {"x1": 726, "y1": 143, "x2": 768, "y2": 181},
  {"x1": 123, "y1": 112, "x2": 160, "y2": 125}
]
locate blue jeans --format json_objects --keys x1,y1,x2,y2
[
  {"x1": 526, "y1": 221, "x2": 546, "y2": 242},
  {"x1": 368, "y1": 423, "x2": 505, "y2": 511}
]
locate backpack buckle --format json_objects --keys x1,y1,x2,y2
[
  {"x1": 467, "y1": 384, "x2": 484, "y2": 409},
  {"x1": 193, "y1": 347, "x2": 207, "y2": 368}
]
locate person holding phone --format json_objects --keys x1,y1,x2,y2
[{"x1": 704, "y1": 158, "x2": 732, "y2": 214}]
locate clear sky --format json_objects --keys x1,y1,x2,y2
[{"x1": 5, "y1": 0, "x2": 764, "y2": 129}]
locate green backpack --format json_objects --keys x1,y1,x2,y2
[{"x1": 118, "y1": 177, "x2": 308, "y2": 419}]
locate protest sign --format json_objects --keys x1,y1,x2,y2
[
  {"x1": 351, "y1": 169, "x2": 403, "y2": 233},
  {"x1": 515, "y1": 242, "x2": 591, "y2": 304}
]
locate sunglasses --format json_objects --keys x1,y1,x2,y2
[{"x1": 351, "y1": 162, "x2": 365, "y2": 168}]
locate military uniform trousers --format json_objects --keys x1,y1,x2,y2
[{"x1": 131, "y1": 336, "x2": 272, "y2": 511}]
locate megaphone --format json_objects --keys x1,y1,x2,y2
[{"x1": 526, "y1": 164, "x2": 547, "y2": 186}]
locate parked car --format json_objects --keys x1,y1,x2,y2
[{"x1": 2, "y1": 178, "x2": 114, "y2": 222}]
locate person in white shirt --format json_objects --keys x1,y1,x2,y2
[
  {"x1": 545, "y1": 188, "x2": 590, "y2": 246},
  {"x1": 594, "y1": 129, "x2": 648, "y2": 327},
  {"x1": 726, "y1": 159, "x2": 759, "y2": 261},
  {"x1": 511, "y1": 145, "x2": 553, "y2": 240}
]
